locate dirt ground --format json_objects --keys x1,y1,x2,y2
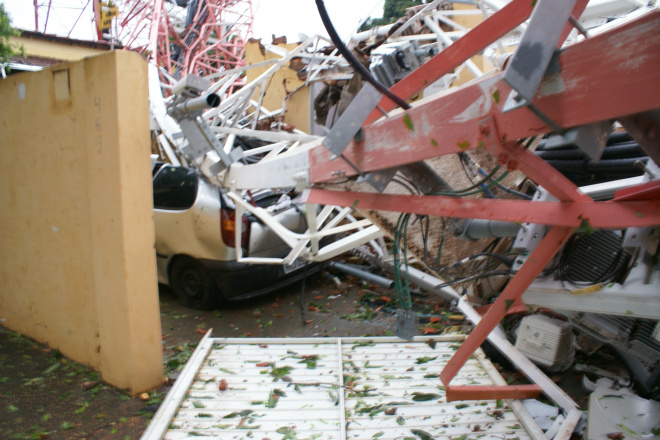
[{"x1": 0, "y1": 267, "x2": 604, "y2": 439}]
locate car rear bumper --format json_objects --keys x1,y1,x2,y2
[{"x1": 199, "y1": 258, "x2": 319, "y2": 301}]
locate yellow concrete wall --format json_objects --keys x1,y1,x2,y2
[
  {"x1": 245, "y1": 41, "x2": 310, "y2": 133},
  {"x1": 13, "y1": 34, "x2": 108, "y2": 61},
  {"x1": 0, "y1": 50, "x2": 163, "y2": 393}
]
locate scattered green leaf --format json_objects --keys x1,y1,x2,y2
[
  {"x1": 43, "y1": 362, "x2": 60, "y2": 375},
  {"x1": 411, "y1": 393, "x2": 440, "y2": 401},
  {"x1": 270, "y1": 365, "x2": 294, "y2": 381},
  {"x1": 415, "y1": 356, "x2": 437, "y2": 364},
  {"x1": 212, "y1": 424, "x2": 232, "y2": 429},
  {"x1": 276, "y1": 426, "x2": 297, "y2": 440},
  {"x1": 403, "y1": 114, "x2": 414, "y2": 131},
  {"x1": 74, "y1": 401, "x2": 90, "y2": 414},
  {"x1": 577, "y1": 218, "x2": 595, "y2": 234},
  {"x1": 266, "y1": 390, "x2": 279, "y2": 408},
  {"x1": 297, "y1": 355, "x2": 319, "y2": 369},
  {"x1": 411, "y1": 429, "x2": 434, "y2": 440},
  {"x1": 364, "y1": 360, "x2": 383, "y2": 368},
  {"x1": 223, "y1": 409, "x2": 253, "y2": 419}
]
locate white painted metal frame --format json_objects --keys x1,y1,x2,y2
[
  {"x1": 141, "y1": 334, "x2": 547, "y2": 440},
  {"x1": 227, "y1": 190, "x2": 384, "y2": 265},
  {"x1": 147, "y1": 0, "x2": 656, "y2": 269}
]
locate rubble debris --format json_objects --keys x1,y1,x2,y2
[{"x1": 586, "y1": 387, "x2": 660, "y2": 439}]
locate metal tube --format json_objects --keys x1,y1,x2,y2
[
  {"x1": 456, "y1": 219, "x2": 521, "y2": 240},
  {"x1": 170, "y1": 93, "x2": 221, "y2": 116},
  {"x1": 328, "y1": 261, "x2": 394, "y2": 289},
  {"x1": 536, "y1": 142, "x2": 643, "y2": 160}
]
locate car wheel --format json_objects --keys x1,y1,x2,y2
[{"x1": 170, "y1": 256, "x2": 226, "y2": 310}]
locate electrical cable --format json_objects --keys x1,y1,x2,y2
[
  {"x1": 300, "y1": 261, "x2": 310, "y2": 324},
  {"x1": 434, "y1": 270, "x2": 513, "y2": 289},
  {"x1": 391, "y1": 177, "x2": 420, "y2": 196},
  {"x1": 459, "y1": 152, "x2": 532, "y2": 200},
  {"x1": 315, "y1": 0, "x2": 411, "y2": 111},
  {"x1": 459, "y1": 153, "x2": 498, "y2": 198},
  {"x1": 296, "y1": 205, "x2": 311, "y2": 324}
]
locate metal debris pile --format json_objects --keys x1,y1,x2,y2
[{"x1": 143, "y1": 1, "x2": 660, "y2": 439}]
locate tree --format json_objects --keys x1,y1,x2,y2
[
  {"x1": 1, "y1": 3, "x2": 21, "y2": 66},
  {"x1": 358, "y1": 0, "x2": 427, "y2": 32}
]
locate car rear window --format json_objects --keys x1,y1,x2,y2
[{"x1": 153, "y1": 166, "x2": 199, "y2": 210}]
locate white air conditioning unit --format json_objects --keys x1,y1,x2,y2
[{"x1": 515, "y1": 315, "x2": 575, "y2": 372}]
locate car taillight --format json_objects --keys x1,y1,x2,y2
[{"x1": 220, "y1": 208, "x2": 250, "y2": 249}]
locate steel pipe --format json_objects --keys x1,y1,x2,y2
[
  {"x1": 169, "y1": 93, "x2": 221, "y2": 116},
  {"x1": 328, "y1": 261, "x2": 394, "y2": 289}
]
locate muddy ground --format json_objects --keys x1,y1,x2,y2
[{"x1": 0, "y1": 267, "x2": 610, "y2": 439}]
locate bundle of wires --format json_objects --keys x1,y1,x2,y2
[
  {"x1": 314, "y1": 0, "x2": 530, "y2": 305},
  {"x1": 458, "y1": 152, "x2": 532, "y2": 200},
  {"x1": 391, "y1": 163, "x2": 516, "y2": 305}
]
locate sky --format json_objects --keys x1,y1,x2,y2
[
  {"x1": 252, "y1": 0, "x2": 384, "y2": 43},
  {"x1": 1, "y1": 0, "x2": 384, "y2": 43}
]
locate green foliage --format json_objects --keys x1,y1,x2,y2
[
  {"x1": 0, "y1": 4, "x2": 22, "y2": 66},
  {"x1": 358, "y1": 0, "x2": 427, "y2": 32}
]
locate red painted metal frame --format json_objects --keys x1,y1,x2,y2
[
  {"x1": 305, "y1": 9, "x2": 660, "y2": 402},
  {"x1": 305, "y1": 188, "x2": 660, "y2": 229},
  {"x1": 364, "y1": 0, "x2": 589, "y2": 125},
  {"x1": 440, "y1": 226, "x2": 575, "y2": 398},
  {"x1": 309, "y1": 10, "x2": 660, "y2": 184},
  {"x1": 614, "y1": 180, "x2": 660, "y2": 202},
  {"x1": 364, "y1": 0, "x2": 536, "y2": 123},
  {"x1": 115, "y1": 0, "x2": 253, "y2": 93},
  {"x1": 446, "y1": 385, "x2": 543, "y2": 401}
]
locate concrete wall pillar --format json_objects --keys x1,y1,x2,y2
[{"x1": 0, "y1": 50, "x2": 163, "y2": 393}]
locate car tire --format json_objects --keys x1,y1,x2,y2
[{"x1": 170, "y1": 256, "x2": 226, "y2": 310}]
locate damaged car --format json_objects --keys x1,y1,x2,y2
[{"x1": 152, "y1": 161, "x2": 310, "y2": 309}]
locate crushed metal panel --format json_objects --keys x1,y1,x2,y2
[{"x1": 143, "y1": 336, "x2": 542, "y2": 439}]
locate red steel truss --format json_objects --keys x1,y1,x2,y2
[
  {"x1": 28, "y1": 0, "x2": 253, "y2": 91},
  {"x1": 304, "y1": 6, "x2": 660, "y2": 401},
  {"x1": 117, "y1": 0, "x2": 253, "y2": 89}
]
